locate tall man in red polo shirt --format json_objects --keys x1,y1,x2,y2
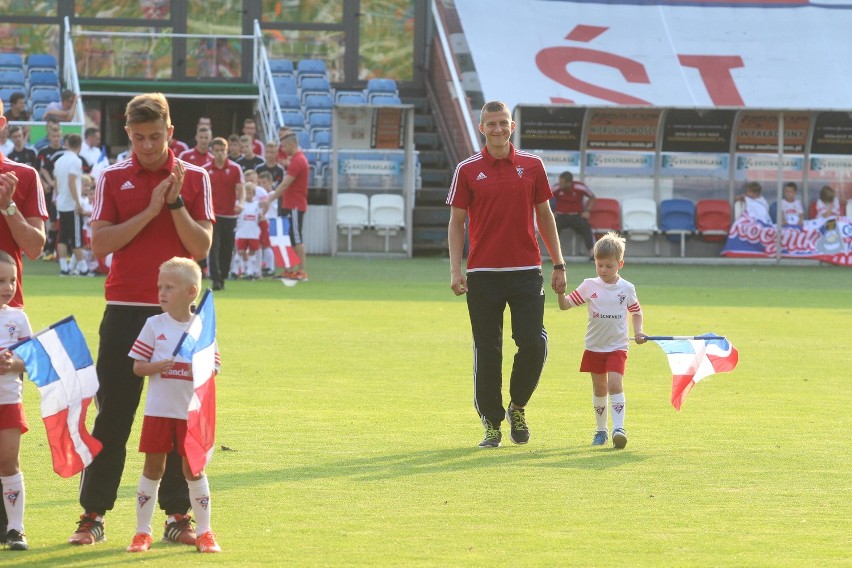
[
  {"x1": 552, "y1": 171, "x2": 596, "y2": 260},
  {"x1": 206, "y1": 136, "x2": 245, "y2": 290},
  {"x1": 69, "y1": 92, "x2": 214, "y2": 546},
  {"x1": 0, "y1": 103, "x2": 49, "y2": 310},
  {"x1": 178, "y1": 126, "x2": 212, "y2": 168},
  {"x1": 268, "y1": 131, "x2": 309, "y2": 280},
  {"x1": 447, "y1": 100, "x2": 566, "y2": 448}
]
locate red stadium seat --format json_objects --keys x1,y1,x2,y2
[
  {"x1": 589, "y1": 198, "x2": 621, "y2": 237},
  {"x1": 696, "y1": 200, "x2": 732, "y2": 242}
]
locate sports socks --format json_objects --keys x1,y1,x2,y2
[
  {"x1": 593, "y1": 395, "x2": 608, "y2": 432},
  {"x1": 135, "y1": 475, "x2": 161, "y2": 535},
  {"x1": 1, "y1": 473, "x2": 25, "y2": 532},
  {"x1": 188, "y1": 475, "x2": 212, "y2": 535},
  {"x1": 610, "y1": 392, "x2": 626, "y2": 430}
]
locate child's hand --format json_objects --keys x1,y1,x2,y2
[
  {"x1": 635, "y1": 333, "x2": 649, "y2": 345},
  {"x1": 0, "y1": 350, "x2": 14, "y2": 372},
  {"x1": 158, "y1": 358, "x2": 176, "y2": 373}
]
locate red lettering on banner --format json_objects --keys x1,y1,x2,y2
[
  {"x1": 537, "y1": 26, "x2": 651, "y2": 105},
  {"x1": 677, "y1": 55, "x2": 746, "y2": 106}
]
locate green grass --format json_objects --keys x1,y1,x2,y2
[{"x1": 13, "y1": 257, "x2": 852, "y2": 566}]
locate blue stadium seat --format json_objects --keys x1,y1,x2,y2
[
  {"x1": 0, "y1": 53, "x2": 24, "y2": 70},
  {"x1": 32, "y1": 104, "x2": 48, "y2": 121},
  {"x1": 281, "y1": 110, "x2": 305, "y2": 130},
  {"x1": 304, "y1": 93, "x2": 333, "y2": 121},
  {"x1": 0, "y1": 88, "x2": 16, "y2": 106},
  {"x1": 27, "y1": 70, "x2": 59, "y2": 90},
  {"x1": 30, "y1": 87, "x2": 60, "y2": 105},
  {"x1": 296, "y1": 58, "x2": 327, "y2": 80},
  {"x1": 268, "y1": 58, "x2": 294, "y2": 77},
  {"x1": 366, "y1": 78, "x2": 398, "y2": 95},
  {"x1": 26, "y1": 53, "x2": 58, "y2": 72},
  {"x1": 313, "y1": 130, "x2": 331, "y2": 149},
  {"x1": 660, "y1": 198, "x2": 696, "y2": 256},
  {"x1": 273, "y1": 75, "x2": 298, "y2": 96},
  {"x1": 0, "y1": 69, "x2": 25, "y2": 88},
  {"x1": 299, "y1": 76, "x2": 331, "y2": 103},
  {"x1": 309, "y1": 111, "x2": 332, "y2": 131},
  {"x1": 296, "y1": 130, "x2": 311, "y2": 149},
  {"x1": 369, "y1": 93, "x2": 401, "y2": 105},
  {"x1": 277, "y1": 93, "x2": 301, "y2": 111},
  {"x1": 336, "y1": 90, "x2": 367, "y2": 104}
]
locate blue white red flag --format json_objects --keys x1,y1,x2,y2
[
  {"x1": 651, "y1": 334, "x2": 739, "y2": 410},
  {"x1": 268, "y1": 217, "x2": 301, "y2": 269},
  {"x1": 10, "y1": 316, "x2": 102, "y2": 478},
  {"x1": 174, "y1": 289, "x2": 219, "y2": 477}
]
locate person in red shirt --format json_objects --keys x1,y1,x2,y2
[
  {"x1": 241, "y1": 118, "x2": 265, "y2": 158},
  {"x1": 178, "y1": 126, "x2": 212, "y2": 168},
  {"x1": 205, "y1": 137, "x2": 245, "y2": 290},
  {"x1": 68, "y1": 92, "x2": 214, "y2": 547},
  {"x1": 268, "y1": 132, "x2": 308, "y2": 280},
  {"x1": 552, "y1": 171, "x2": 596, "y2": 260},
  {"x1": 0, "y1": 103, "x2": 48, "y2": 309},
  {"x1": 447, "y1": 100, "x2": 566, "y2": 448}
]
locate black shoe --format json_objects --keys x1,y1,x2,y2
[
  {"x1": 478, "y1": 419, "x2": 501, "y2": 448},
  {"x1": 7, "y1": 529, "x2": 28, "y2": 550},
  {"x1": 0, "y1": 522, "x2": 6, "y2": 545},
  {"x1": 505, "y1": 405, "x2": 530, "y2": 444},
  {"x1": 211, "y1": 281, "x2": 224, "y2": 291}
]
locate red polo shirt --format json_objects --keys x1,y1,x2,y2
[
  {"x1": 447, "y1": 144, "x2": 552, "y2": 271},
  {"x1": 281, "y1": 150, "x2": 309, "y2": 211},
  {"x1": 92, "y1": 150, "x2": 214, "y2": 305},
  {"x1": 552, "y1": 180, "x2": 594, "y2": 214},
  {"x1": 206, "y1": 158, "x2": 244, "y2": 217},
  {"x1": 178, "y1": 147, "x2": 212, "y2": 168},
  {"x1": 0, "y1": 154, "x2": 49, "y2": 308}
]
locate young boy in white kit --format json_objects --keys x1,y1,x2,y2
[
  {"x1": 126, "y1": 257, "x2": 221, "y2": 553},
  {"x1": 558, "y1": 232, "x2": 648, "y2": 449}
]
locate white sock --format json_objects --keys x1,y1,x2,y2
[
  {"x1": 610, "y1": 392, "x2": 626, "y2": 430},
  {"x1": 263, "y1": 248, "x2": 274, "y2": 271},
  {"x1": 247, "y1": 251, "x2": 259, "y2": 276},
  {"x1": 593, "y1": 395, "x2": 608, "y2": 432},
  {"x1": 188, "y1": 475, "x2": 212, "y2": 535},
  {"x1": 1, "y1": 473, "x2": 25, "y2": 532},
  {"x1": 135, "y1": 475, "x2": 160, "y2": 535},
  {"x1": 59, "y1": 257, "x2": 69, "y2": 271}
]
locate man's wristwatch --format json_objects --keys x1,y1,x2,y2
[
  {"x1": 1, "y1": 202, "x2": 17, "y2": 216},
  {"x1": 553, "y1": 264, "x2": 566, "y2": 271},
  {"x1": 167, "y1": 195, "x2": 185, "y2": 210}
]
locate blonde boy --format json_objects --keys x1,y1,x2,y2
[
  {"x1": 127, "y1": 258, "x2": 221, "y2": 553},
  {"x1": 558, "y1": 232, "x2": 647, "y2": 449}
]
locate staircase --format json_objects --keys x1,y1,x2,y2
[{"x1": 403, "y1": 91, "x2": 454, "y2": 256}]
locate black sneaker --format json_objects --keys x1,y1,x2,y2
[
  {"x1": 478, "y1": 419, "x2": 501, "y2": 448},
  {"x1": 612, "y1": 427, "x2": 628, "y2": 449},
  {"x1": 6, "y1": 529, "x2": 27, "y2": 550},
  {"x1": 505, "y1": 405, "x2": 530, "y2": 444},
  {"x1": 68, "y1": 512, "x2": 105, "y2": 545},
  {"x1": 163, "y1": 513, "x2": 197, "y2": 545}
]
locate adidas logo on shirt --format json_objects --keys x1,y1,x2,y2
[
  {"x1": 156, "y1": 333, "x2": 167, "y2": 341},
  {"x1": 120, "y1": 181, "x2": 135, "y2": 190},
  {"x1": 476, "y1": 172, "x2": 487, "y2": 180},
  {"x1": 590, "y1": 293, "x2": 598, "y2": 298}
]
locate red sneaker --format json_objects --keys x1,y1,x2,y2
[
  {"x1": 127, "y1": 532, "x2": 153, "y2": 552},
  {"x1": 196, "y1": 530, "x2": 222, "y2": 553}
]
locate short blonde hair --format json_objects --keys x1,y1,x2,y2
[
  {"x1": 126, "y1": 93, "x2": 171, "y2": 127},
  {"x1": 159, "y1": 257, "x2": 202, "y2": 292},
  {"x1": 593, "y1": 231, "x2": 626, "y2": 261}
]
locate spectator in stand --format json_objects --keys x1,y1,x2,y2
[
  {"x1": 53, "y1": 134, "x2": 88, "y2": 276},
  {"x1": 226, "y1": 134, "x2": 242, "y2": 162},
  {"x1": 268, "y1": 131, "x2": 308, "y2": 281},
  {"x1": 815, "y1": 185, "x2": 842, "y2": 219},
  {"x1": 780, "y1": 182, "x2": 804, "y2": 227},
  {"x1": 552, "y1": 171, "x2": 596, "y2": 261},
  {"x1": 43, "y1": 90, "x2": 78, "y2": 123},
  {"x1": 236, "y1": 135, "x2": 264, "y2": 172},
  {"x1": 204, "y1": 136, "x2": 244, "y2": 291},
  {"x1": 79, "y1": 127, "x2": 110, "y2": 181},
  {"x1": 6, "y1": 126, "x2": 39, "y2": 170},
  {"x1": 242, "y1": 118, "x2": 264, "y2": 157},
  {"x1": 178, "y1": 126, "x2": 212, "y2": 168},
  {"x1": 735, "y1": 181, "x2": 772, "y2": 224},
  {"x1": 3, "y1": 93, "x2": 30, "y2": 122},
  {"x1": 36, "y1": 124, "x2": 64, "y2": 258}
]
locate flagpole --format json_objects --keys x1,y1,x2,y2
[
  {"x1": 172, "y1": 289, "x2": 212, "y2": 357},
  {"x1": 632, "y1": 335, "x2": 727, "y2": 341}
]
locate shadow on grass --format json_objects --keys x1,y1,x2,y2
[
  {"x1": 19, "y1": 540, "x2": 198, "y2": 567},
  {"x1": 216, "y1": 445, "x2": 649, "y2": 486}
]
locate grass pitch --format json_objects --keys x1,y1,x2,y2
[{"x1": 12, "y1": 256, "x2": 852, "y2": 567}]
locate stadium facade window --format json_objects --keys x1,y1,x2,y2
[
  {"x1": 358, "y1": 0, "x2": 414, "y2": 82},
  {"x1": 74, "y1": 0, "x2": 171, "y2": 20},
  {"x1": 262, "y1": 29, "x2": 345, "y2": 83},
  {"x1": 4, "y1": 1, "x2": 57, "y2": 17},
  {"x1": 0, "y1": 23, "x2": 59, "y2": 58},
  {"x1": 73, "y1": 25, "x2": 173, "y2": 79},
  {"x1": 261, "y1": 0, "x2": 343, "y2": 24}
]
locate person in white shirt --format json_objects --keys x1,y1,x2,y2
[
  {"x1": 52, "y1": 134, "x2": 87, "y2": 275},
  {"x1": 558, "y1": 231, "x2": 647, "y2": 449},
  {"x1": 780, "y1": 182, "x2": 804, "y2": 226},
  {"x1": 735, "y1": 181, "x2": 772, "y2": 224},
  {"x1": 815, "y1": 185, "x2": 842, "y2": 219},
  {"x1": 233, "y1": 183, "x2": 263, "y2": 279},
  {"x1": 79, "y1": 127, "x2": 109, "y2": 181}
]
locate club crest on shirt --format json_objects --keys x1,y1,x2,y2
[
  {"x1": 618, "y1": 294, "x2": 626, "y2": 305},
  {"x1": 4, "y1": 322, "x2": 18, "y2": 339},
  {"x1": 516, "y1": 166, "x2": 524, "y2": 178}
]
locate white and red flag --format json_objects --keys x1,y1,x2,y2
[
  {"x1": 650, "y1": 334, "x2": 739, "y2": 410},
  {"x1": 268, "y1": 217, "x2": 301, "y2": 269},
  {"x1": 11, "y1": 316, "x2": 102, "y2": 477},
  {"x1": 173, "y1": 289, "x2": 220, "y2": 477}
]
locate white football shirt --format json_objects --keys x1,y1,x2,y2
[
  {"x1": 564, "y1": 276, "x2": 641, "y2": 352},
  {"x1": 0, "y1": 306, "x2": 32, "y2": 404}
]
